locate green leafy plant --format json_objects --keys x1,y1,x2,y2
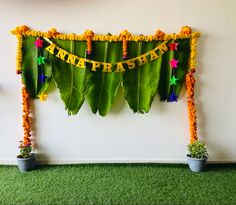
[
  {"x1": 18, "y1": 141, "x2": 34, "y2": 158},
  {"x1": 187, "y1": 140, "x2": 208, "y2": 159}
]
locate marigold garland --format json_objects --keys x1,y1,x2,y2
[
  {"x1": 15, "y1": 34, "x2": 23, "y2": 74},
  {"x1": 84, "y1": 30, "x2": 94, "y2": 55},
  {"x1": 11, "y1": 25, "x2": 200, "y2": 42},
  {"x1": 155, "y1": 30, "x2": 165, "y2": 39},
  {"x1": 184, "y1": 25, "x2": 199, "y2": 143},
  {"x1": 21, "y1": 86, "x2": 32, "y2": 146},
  {"x1": 186, "y1": 72, "x2": 198, "y2": 143},
  {"x1": 190, "y1": 37, "x2": 197, "y2": 73}
]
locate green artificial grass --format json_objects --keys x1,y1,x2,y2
[{"x1": 0, "y1": 164, "x2": 236, "y2": 205}]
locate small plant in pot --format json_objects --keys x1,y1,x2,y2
[
  {"x1": 17, "y1": 141, "x2": 36, "y2": 172},
  {"x1": 187, "y1": 140, "x2": 208, "y2": 172}
]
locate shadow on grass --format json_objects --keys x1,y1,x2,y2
[{"x1": 205, "y1": 163, "x2": 236, "y2": 172}]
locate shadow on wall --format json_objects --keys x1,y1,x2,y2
[
  {"x1": 195, "y1": 31, "x2": 227, "y2": 160},
  {"x1": 30, "y1": 98, "x2": 50, "y2": 163},
  {"x1": 195, "y1": 30, "x2": 207, "y2": 142}
]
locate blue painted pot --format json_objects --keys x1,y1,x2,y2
[
  {"x1": 187, "y1": 155, "x2": 207, "y2": 172},
  {"x1": 17, "y1": 154, "x2": 36, "y2": 172}
]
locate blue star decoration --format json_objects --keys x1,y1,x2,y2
[
  {"x1": 168, "y1": 91, "x2": 178, "y2": 102},
  {"x1": 38, "y1": 74, "x2": 47, "y2": 83},
  {"x1": 37, "y1": 56, "x2": 45, "y2": 65}
]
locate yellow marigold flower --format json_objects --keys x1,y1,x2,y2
[
  {"x1": 84, "y1": 29, "x2": 94, "y2": 38},
  {"x1": 180, "y1": 26, "x2": 192, "y2": 35},
  {"x1": 155, "y1": 30, "x2": 165, "y2": 39},
  {"x1": 119, "y1": 30, "x2": 131, "y2": 39}
]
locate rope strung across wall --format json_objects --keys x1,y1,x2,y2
[{"x1": 11, "y1": 25, "x2": 200, "y2": 149}]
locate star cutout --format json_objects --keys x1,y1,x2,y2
[
  {"x1": 169, "y1": 42, "x2": 179, "y2": 51},
  {"x1": 38, "y1": 74, "x2": 47, "y2": 83},
  {"x1": 34, "y1": 38, "x2": 44, "y2": 48},
  {"x1": 169, "y1": 58, "x2": 178, "y2": 69},
  {"x1": 37, "y1": 56, "x2": 45, "y2": 65},
  {"x1": 168, "y1": 91, "x2": 178, "y2": 102},
  {"x1": 170, "y1": 75, "x2": 178, "y2": 85},
  {"x1": 38, "y1": 93, "x2": 47, "y2": 102}
]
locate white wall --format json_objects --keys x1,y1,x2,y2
[{"x1": 0, "y1": 0, "x2": 235, "y2": 164}]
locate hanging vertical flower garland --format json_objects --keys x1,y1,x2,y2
[
  {"x1": 12, "y1": 25, "x2": 30, "y2": 74},
  {"x1": 182, "y1": 26, "x2": 199, "y2": 143},
  {"x1": 186, "y1": 72, "x2": 198, "y2": 143},
  {"x1": 21, "y1": 86, "x2": 32, "y2": 148}
]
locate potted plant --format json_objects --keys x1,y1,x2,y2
[
  {"x1": 17, "y1": 141, "x2": 36, "y2": 172},
  {"x1": 187, "y1": 140, "x2": 208, "y2": 172}
]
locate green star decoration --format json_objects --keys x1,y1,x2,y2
[
  {"x1": 37, "y1": 56, "x2": 45, "y2": 65},
  {"x1": 170, "y1": 75, "x2": 178, "y2": 85}
]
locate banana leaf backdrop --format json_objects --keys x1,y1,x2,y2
[{"x1": 21, "y1": 36, "x2": 190, "y2": 116}]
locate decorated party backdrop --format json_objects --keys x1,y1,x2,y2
[
  {"x1": 2, "y1": 0, "x2": 236, "y2": 163},
  {"x1": 11, "y1": 25, "x2": 200, "y2": 154}
]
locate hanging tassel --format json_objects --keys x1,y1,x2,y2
[
  {"x1": 84, "y1": 29, "x2": 94, "y2": 55},
  {"x1": 119, "y1": 30, "x2": 131, "y2": 59}
]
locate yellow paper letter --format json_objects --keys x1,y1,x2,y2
[
  {"x1": 116, "y1": 63, "x2": 125, "y2": 72},
  {"x1": 56, "y1": 49, "x2": 68, "y2": 61},
  {"x1": 149, "y1": 50, "x2": 159, "y2": 61},
  {"x1": 126, "y1": 60, "x2": 135, "y2": 70},
  {"x1": 102, "y1": 63, "x2": 112, "y2": 72},
  {"x1": 91, "y1": 61, "x2": 101, "y2": 71},
  {"x1": 158, "y1": 43, "x2": 168, "y2": 54},
  {"x1": 66, "y1": 54, "x2": 77, "y2": 65},
  {"x1": 137, "y1": 54, "x2": 148, "y2": 66},
  {"x1": 45, "y1": 43, "x2": 56, "y2": 54},
  {"x1": 76, "y1": 58, "x2": 85, "y2": 68}
]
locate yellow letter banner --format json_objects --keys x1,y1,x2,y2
[{"x1": 43, "y1": 37, "x2": 168, "y2": 72}]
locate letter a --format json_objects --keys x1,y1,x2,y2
[
  {"x1": 116, "y1": 63, "x2": 125, "y2": 72},
  {"x1": 45, "y1": 43, "x2": 56, "y2": 54},
  {"x1": 76, "y1": 58, "x2": 85, "y2": 68}
]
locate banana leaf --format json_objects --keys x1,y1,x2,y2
[
  {"x1": 51, "y1": 40, "x2": 87, "y2": 115},
  {"x1": 122, "y1": 41, "x2": 162, "y2": 113},
  {"x1": 85, "y1": 41, "x2": 123, "y2": 116},
  {"x1": 158, "y1": 40, "x2": 173, "y2": 101},
  {"x1": 22, "y1": 36, "x2": 52, "y2": 98}
]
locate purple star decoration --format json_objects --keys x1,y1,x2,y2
[
  {"x1": 38, "y1": 74, "x2": 47, "y2": 83},
  {"x1": 168, "y1": 91, "x2": 178, "y2": 102}
]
